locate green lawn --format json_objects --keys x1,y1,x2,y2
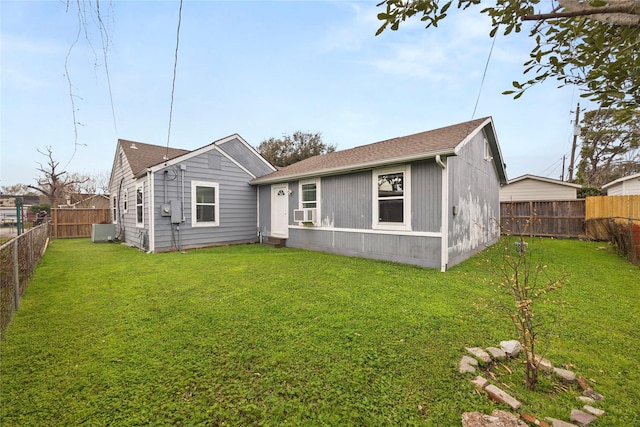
[{"x1": 1, "y1": 238, "x2": 638, "y2": 426}]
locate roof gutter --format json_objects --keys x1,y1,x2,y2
[{"x1": 251, "y1": 148, "x2": 457, "y2": 185}]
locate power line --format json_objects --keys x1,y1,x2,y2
[
  {"x1": 472, "y1": 30, "x2": 497, "y2": 119},
  {"x1": 165, "y1": 0, "x2": 184, "y2": 159}
]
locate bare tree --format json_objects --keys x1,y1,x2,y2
[{"x1": 27, "y1": 147, "x2": 88, "y2": 207}]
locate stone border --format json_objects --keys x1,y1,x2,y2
[{"x1": 460, "y1": 341, "x2": 606, "y2": 427}]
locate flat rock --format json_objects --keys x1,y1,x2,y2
[
  {"x1": 577, "y1": 396, "x2": 595, "y2": 404},
  {"x1": 553, "y1": 367, "x2": 577, "y2": 383},
  {"x1": 583, "y1": 405, "x2": 605, "y2": 416},
  {"x1": 462, "y1": 410, "x2": 527, "y2": 427},
  {"x1": 484, "y1": 384, "x2": 522, "y2": 410},
  {"x1": 570, "y1": 409, "x2": 597, "y2": 426},
  {"x1": 534, "y1": 355, "x2": 554, "y2": 372},
  {"x1": 486, "y1": 346, "x2": 507, "y2": 361},
  {"x1": 521, "y1": 414, "x2": 550, "y2": 426},
  {"x1": 545, "y1": 417, "x2": 579, "y2": 427},
  {"x1": 466, "y1": 347, "x2": 492, "y2": 363},
  {"x1": 583, "y1": 389, "x2": 604, "y2": 401},
  {"x1": 500, "y1": 340, "x2": 522, "y2": 357},
  {"x1": 471, "y1": 375, "x2": 489, "y2": 390},
  {"x1": 460, "y1": 355, "x2": 479, "y2": 373}
]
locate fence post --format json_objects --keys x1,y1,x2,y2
[
  {"x1": 13, "y1": 241, "x2": 19, "y2": 310},
  {"x1": 529, "y1": 201, "x2": 534, "y2": 237}
]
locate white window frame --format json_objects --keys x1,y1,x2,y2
[
  {"x1": 135, "y1": 184, "x2": 144, "y2": 227},
  {"x1": 123, "y1": 189, "x2": 128, "y2": 213},
  {"x1": 298, "y1": 179, "x2": 320, "y2": 226},
  {"x1": 191, "y1": 180, "x2": 219, "y2": 227},
  {"x1": 372, "y1": 165, "x2": 411, "y2": 231},
  {"x1": 112, "y1": 196, "x2": 117, "y2": 224}
]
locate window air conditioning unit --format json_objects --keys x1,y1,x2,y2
[{"x1": 293, "y1": 208, "x2": 317, "y2": 223}]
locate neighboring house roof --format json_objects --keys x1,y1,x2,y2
[
  {"x1": 251, "y1": 117, "x2": 505, "y2": 184},
  {"x1": 119, "y1": 139, "x2": 190, "y2": 177},
  {"x1": 602, "y1": 172, "x2": 640, "y2": 190},
  {"x1": 500, "y1": 174, "x2": 581, "y2": 202},
  {"x1": 506, "y1": 174, "x2": 582, "y2": 188}
]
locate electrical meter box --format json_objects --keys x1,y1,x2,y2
[
  {"x1": 161, "y1": 200, "x2": 182, "y2": 223},
  {"x1": 161, "y1": 203, "x2": 171, "y2": 217},
  {"x1": 170, "y1": 199, "x2": 182, "y2": 224}
]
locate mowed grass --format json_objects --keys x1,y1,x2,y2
[{"x1": 0, "y1": 238, "x2": 638, "y2": 426}]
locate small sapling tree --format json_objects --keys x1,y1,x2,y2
[{"x1": 492, "y1": 212, "x2": 568, "y2": 390}]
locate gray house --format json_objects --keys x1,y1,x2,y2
[
  {"x1": 108, "y1": 135, "x2": 275, "y2": 252},
  {"x1": 251, "y1": 117, "x2": 507, "y2": 271}
]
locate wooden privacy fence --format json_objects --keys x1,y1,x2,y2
[
  {"x1": 500, "y1": 200, "x2": 585, "y2": 238},
  {"x1": 584, "y1": 196, "x2": 640, "y2": 266},
  {"x1": 585, "y1": 195, "x2": 640, "y2": 221},
  {"x1": 51, "y1": 208, "x2": 111, "y2": 238}
]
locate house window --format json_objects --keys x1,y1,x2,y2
[
  {"x1": 112, "y1": 196, "x2": 117, "y2": 224},
  {"x1": 298, "y1": 179, "x2": 320, "y2": 225},
  {"x1": 136, "y1": 184, "x2": 144, "y2": 227},
  {"x1": 191, "y1": 181, "x2": 219, "y2": 227},
  {"x1": 300, "y1": 180, "x2": 320, "y2": 209},
  {"x1": 484, "y1": 137, "x2": 493, "y2": 161},
  {"x1": 373, "y1": 166, "x2": 411, "y2": 230},
  {"x1": 123, "y1": 189, "x2": 128, "y2": 213}
]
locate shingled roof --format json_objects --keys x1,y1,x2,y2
[
  {"x1": 251, "y1": 117, "x2": 494, "y2": 184},
  {"x1": 119, "y1": 139, "x2": 190, "y2": 177}
]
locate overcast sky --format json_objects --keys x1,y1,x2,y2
[{"x1": 1, "y1": 0, "x2": 592, "y2": 188}]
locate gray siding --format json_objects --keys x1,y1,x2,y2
[
  {"x1": 271, "y1": 164, "x2": 444, "y2": 268},
  {"x1": 411, "y1": 160, "x2": 442, "y2": 232},
  {"x1": 320, "y1": 171, "x2": 371, "y2": 229},
  {"x1": 152, "y1": 150, "x2": 258, "y2": 252},
  {"x1": 447, "y1": 131, "x2": 500, "y2": 266},
  {"x1": 108, "y1": 146, "x2": 148, "y2": 250},
  {"x1": 218, "y1": 137, "x2": 275, "y2": 178},
  {"x1": 287, "y1": 228, "x2": 441, "y2": 268},
  {"x1": 257, "y1": 185, "x2": 272, "y2": 237}
]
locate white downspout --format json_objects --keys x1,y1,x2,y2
[
  {"x1": 256, "y1": 185, "x2": 261, "y2": 243},
  {"x1": 148, "y1": 170, "x2": 155, "y2": 252},
  {"x1": 436, "y1": 155, "x2": 448, "y2": 272}
]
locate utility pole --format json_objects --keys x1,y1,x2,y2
[
  {"x1": 561, "y1": 155, "x2": 566, "y2": 181},
  {"x1": 568, "y1": 103, "x2": 580, "y2": 182}
]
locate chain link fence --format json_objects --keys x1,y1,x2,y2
[{"x1": 0, "y1": 223, "x2": 51, "y2": 339}]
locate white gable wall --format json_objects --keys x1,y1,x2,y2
[
  {"x1": 606, "y1": 177, "x2": 640, "y2": 195},
  {"x1": 500, "y1": 179, "x2": 577, "y2": 201}
]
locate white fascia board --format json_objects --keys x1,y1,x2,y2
[
  {"x1": 148, "y1": 171, "x2": 155, "y2": 253},
  {"x1": 602, "y1": 172, "x2": 640, "y2": 189},
  {"x1": 147, "y1": 143, "x2": 217, "y2": 173},
  {"x1": 215, "y1": 134, "x2": 277, "y2": 172},
  {"x1": 510, "y1": 174, "x2": 582, "y2": 188},
  {"x1": 146, "y1": 142, "x2": 257, "y2": 179},
  {"x1": 453, "y1": 117, "x2": 508, "y2": 185},
  {"x1": 251, "y1": 149, "x2": 457, "y2": 184},
  {"x1": 453, "y1": 117, "x2": 492, "y2": 154}
]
